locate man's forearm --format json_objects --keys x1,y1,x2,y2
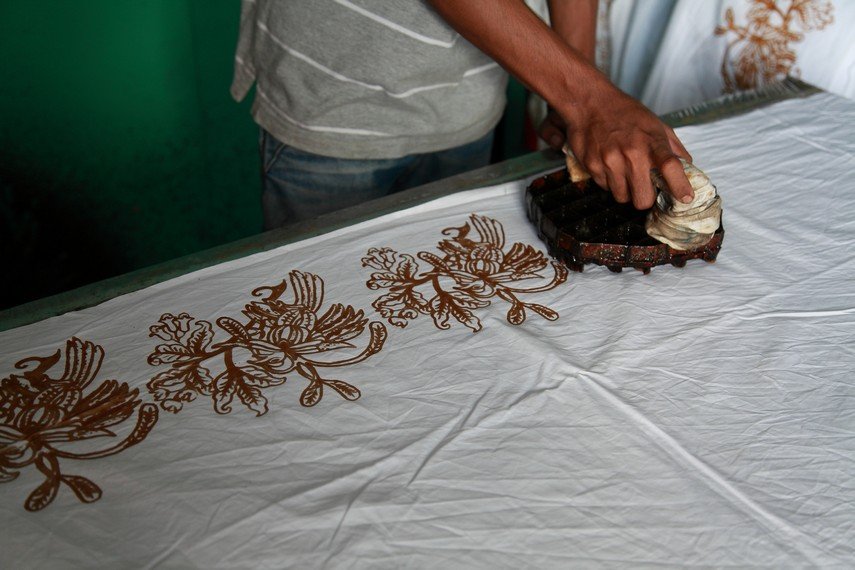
[
  {"x1": 428, "y1": 0, "x2": 694, "y2": 208},
  {"x1": 427, "y1": 0, "x2": 609, "y2": 126},
  {"x1": 548, "y1": 0, "x2": 598, "y2": 65}
]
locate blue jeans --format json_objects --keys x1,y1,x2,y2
[{"x1": 259, "y1": 129, "x2": 494, "y2": 230}]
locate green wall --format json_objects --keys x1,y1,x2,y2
[
  {"x1": 0, "y1": 1, "x2": 529, "y2": 311},
  {"x1": 0, "y1": 1, "x2": 261, "y2": 309}
]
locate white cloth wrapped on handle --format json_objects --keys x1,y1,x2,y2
[
  {"x1": 562, "y1": 144, "x2": 721, "y2": 250},
  {"x1": 645, "y1": 160, "x2": 722, "y2": 250}
]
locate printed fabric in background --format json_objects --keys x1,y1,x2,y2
[{"x1": 606, "y1": 0, "x2": 853, "y2": 113}]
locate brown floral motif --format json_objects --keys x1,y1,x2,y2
[
  {"x1": 715, "y1": 0, "x2": 834, "y2": 92},
  {"x1": 147, "y1": 270, "x2": 387, "y2": 415},
  {"x1": 0, "y1": 338, "x2": 158, "y2": 512},
  {"x1": 363, "y1": 214, "x2": 568, "y2": 332}
]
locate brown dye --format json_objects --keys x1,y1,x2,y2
[
  {"x1": 147, "y1": 270, "x2": 388, "y2": 415},
  {"x1": 0, "y1": 338, "x2": 158, "y2": 511},
  {"x1": 363, "y1": 214, "x2": 568, "y2": 332}
]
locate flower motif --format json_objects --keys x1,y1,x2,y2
[
  {"x1": 147, "y1": 271, "x2": 387, "y2": 415},
  {"x1": 715, "y1": 0, "x2": 834, "y2": 92},
  {"x1": 1, "y1": 338, "x2": 158, "y2": 511},
  {"x1": 363, "y1": 214, "x2": 568, "y2": 331}
]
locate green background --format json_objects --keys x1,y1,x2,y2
[{"x1": 0, "y1": 1, "x2": 527, "y2": 311}]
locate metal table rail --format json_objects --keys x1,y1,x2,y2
[{"x1": 0, "y1": 77, "x2": 821, "y2": 332}]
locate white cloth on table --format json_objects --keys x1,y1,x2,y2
[{"x1": 1, "y1": 92, "x2": 854, "y2": 568}]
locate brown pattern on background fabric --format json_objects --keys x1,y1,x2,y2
[
  {"x1": 147, "y1": 270, "x2": 387, "y2": 415},
  {"x1": 0, "y1": 338, "x2": 158, "y2": 511},
  {"x1": 363, "y1": 214, "x2": 568, "y2": 332},
  {"x1": 715, "y1": 0, "x2": 834, "y2": 92}
]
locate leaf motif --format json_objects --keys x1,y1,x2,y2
[
  {"x1": 217, "y1": 317, "x2": 249, "y2": 343},
  {"x1": 212, "y1": 371, "x2": 237, "y2": 415},
  {"x1": 128, "y1": 403, "x2": 159, "y2": 443},
  {"x1": 507, "y1": 303, "x2": 526, "y2": 326},
  {"x1": 325, "y1": 380, "x2": 361, "y2": 401},
  {"x1": 553, "y1": 262, "x2": 569, "y2": 284},
  {"x1": 366, "y1": 322, "x2": 388, "y2": 354},
  {"x1": 430, "y1": 296, "x2": 452, "y2": 330},
  {"x1": 162, "y1": 398, "x2": 186, "y2": 414},
  {"x1": 366, "y1": 271, "x2": 401, "y2": 290},
  {"x1": 527, "y1": 303, "x2": 559, "y2": 321},
  {"x1": 395, "y1": 254, "x2": 419, "y2": 280},
  {"x1": 70, "y1": 428, "x2": 116, "y2": 440},
  {"x1": 300, "y1": 382, "x2": 323, "y2": 407},
  {"x1": 448, "y1": 290, "x2": 491, "y2": 310},
  {"x1": 147, "y1": 343, "x2": 193, "y2": 365},
  {"x1": 418, "y1": 251, "x2": 450, "y2": 270},
  {"x1": 406, "y1": 289, "x2": 430, "y2": 311},
  {"x1": 147, "y1": 367, "x2": 188, "y2": 391},
  {"x1": 147, "y1": 363, "x2": 213, "y2": 412},
  {"x1": 373, "y1": 291, "x2": 406, "y2": 312},
  {"x1": 372, "y1": 290, "x2": 423, "y2": 327},
  {"x1": 449, "y1": 302, "x2": 482, "y2": 332},
  {"x1": 316, "y1": 341, "x2": 357, "y2": 352},
  {"x1": 61, "y1": 475, "x2": 102, "y2": 504},
  {"x1": 235, "y1": 383, "x2": 269, "y2": 417},
  {"x1": 239, "y1": 365, "x2": 287, "y2": 388},
  {"x1": 185, "y1": 321, "x2": 214, "y2": 353},
  {"x1": 25, "y1": 476, "x2": 60, "y2": 512}
]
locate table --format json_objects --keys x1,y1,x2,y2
[{"x1": 1, "y1": 79, "x2": 852, "y2": 568}]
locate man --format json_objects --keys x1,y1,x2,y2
[{"x1": 232, "y1": 0, "x2": 694, "y2": 230}]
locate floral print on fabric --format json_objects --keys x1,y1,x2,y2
[
  {"x1": 147, "y1": 271, "x2": 387, "y2": 415},
  {"x1": 0, "y1": 338, "x2": 158, "y2": 511},
  {"x1": 715, "y1": 0, "x2": 834, "y2": 92},
  {"x1": 363, "y1": 214, "x2": 568, "y2": 332}
]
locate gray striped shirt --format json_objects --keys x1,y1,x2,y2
[{"x1": 231, "y1": 0, "x2": 509, "y2": 159}]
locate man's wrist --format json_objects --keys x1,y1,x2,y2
[{"x1": 548, "y1": 62, "x2": 613, "y2": 126}]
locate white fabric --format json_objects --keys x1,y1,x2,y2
[
  {"x1": 2, "y1": 93, "x2": 855, "y2": 567},
  {"x1": 608, "y1": 0, "x2": 855, "y2": 113},
  {"x1": 607, "y1": 0, "x2": 677, "y2": 98}
]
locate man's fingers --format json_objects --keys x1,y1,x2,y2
[
  {"x1": 605, "y1": 169, "x2": 630, "y2": 204},
  {"x1": 602, "y1": 151, "x2": 630, "y2": 204},
  {"x1": 538, "y1": 113, "x2": 566, "y2": 150},
  {"x1": 658, "y1": 153, "x2": 694, "y2": 204},
  {"x1": 627, "y1": 157, "x2": 656, "y2": 210},
  {"x1": 666, "y1": 128, "x2": 692, "y2": 163}
]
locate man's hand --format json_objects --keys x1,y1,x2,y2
[
  {"x1": 427, "y1": 0, "x2": 694, "y2": 209},
  {"x1": 538, "y1": 107, "x2": 568, "y2": 150},
  {"x1": 546, "y1": 91, "x2": 694, "y2": 209},
  {"x1": 539, "y1": 100, "x2": 693, "y2": 209}
]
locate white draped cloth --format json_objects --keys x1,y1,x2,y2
[
  {"x1": 1, "y1": 92, "x2": 854, "y2": 567},
  {"x1": 608, "y1": 0, "x2": 855, "y2": 113}
]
